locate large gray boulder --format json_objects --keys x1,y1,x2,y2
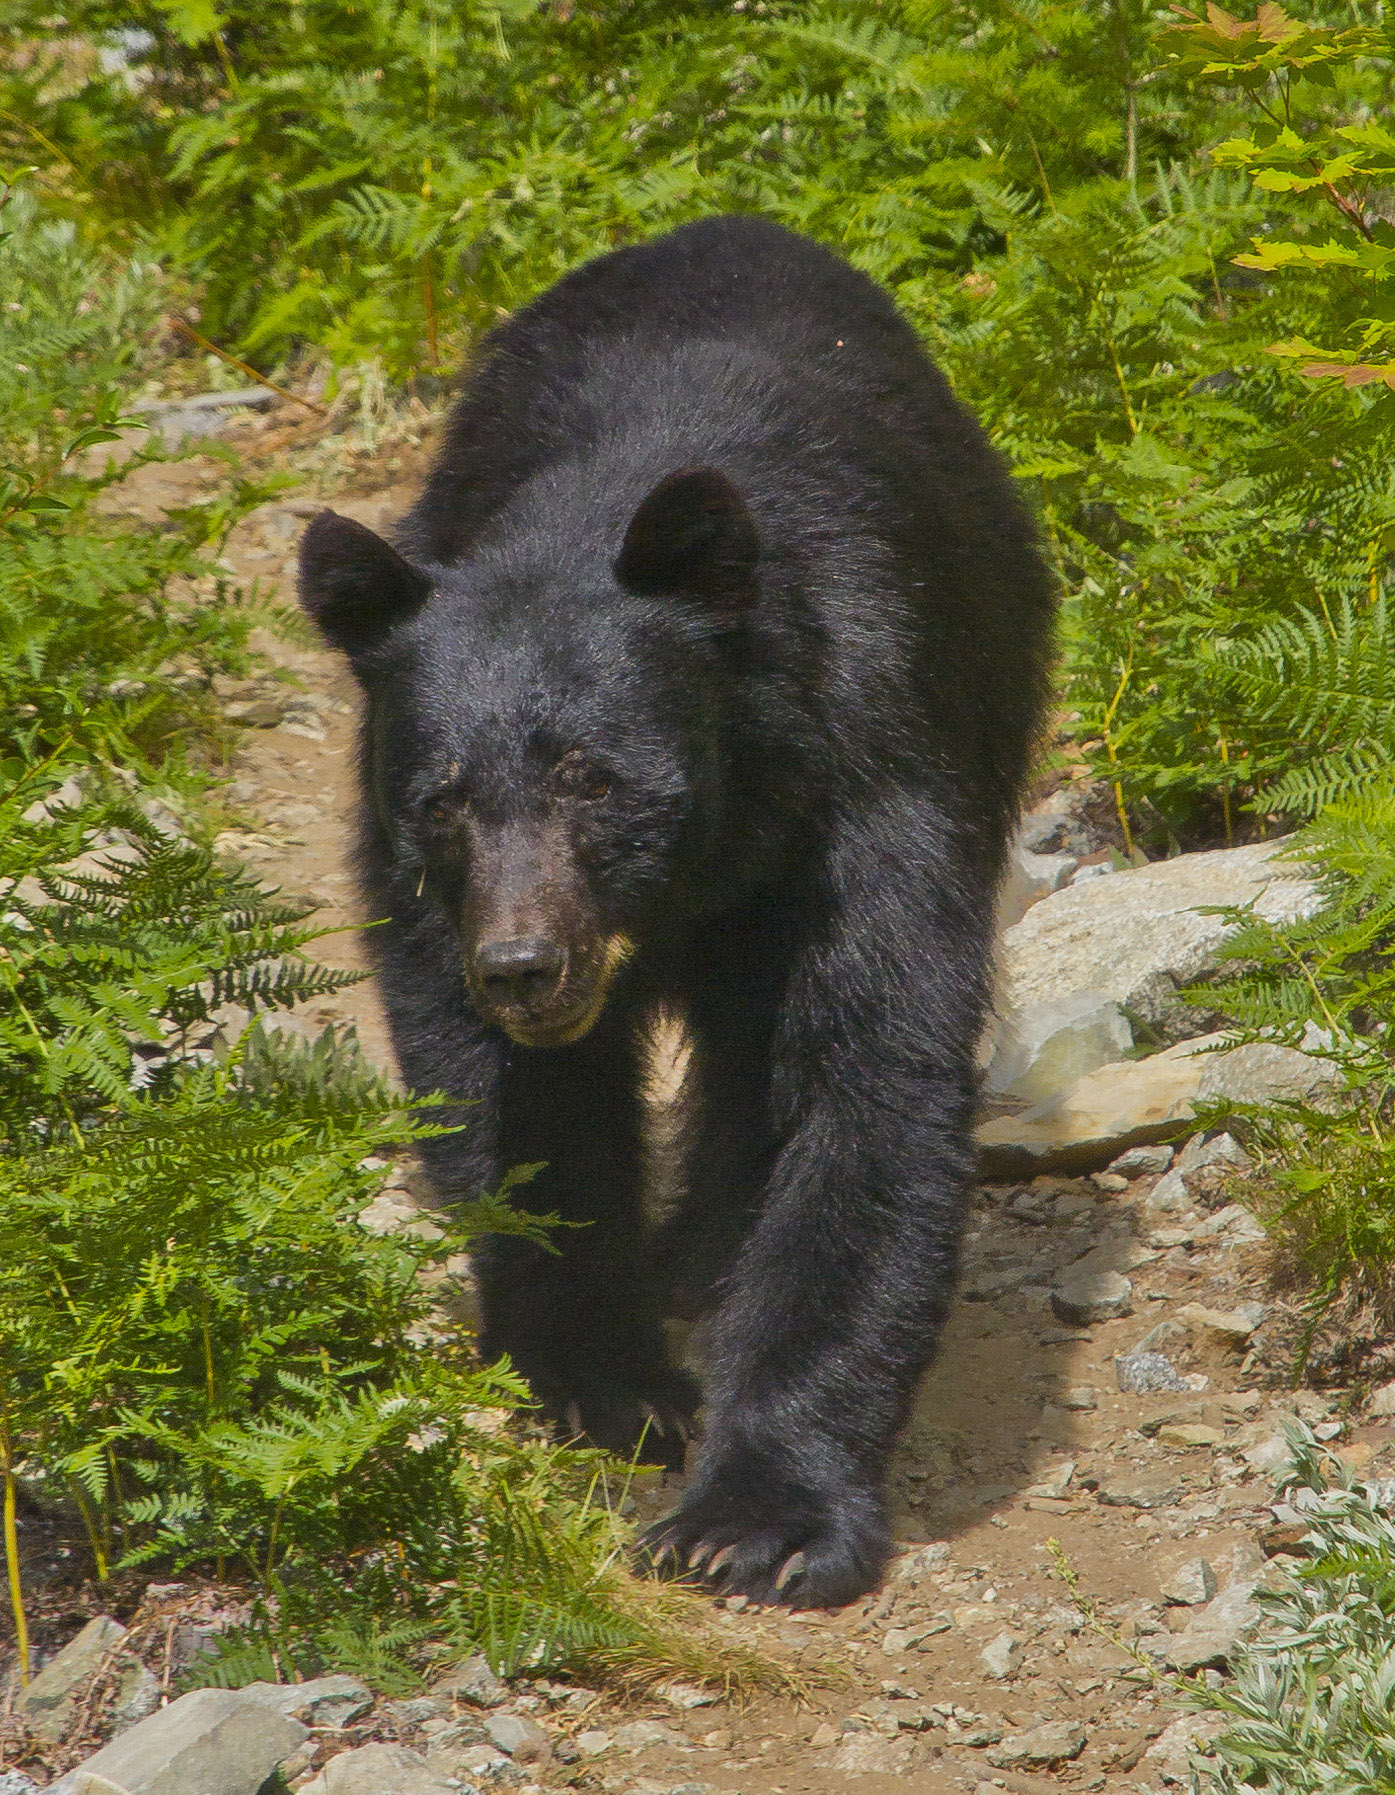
[
  {"x1": 49, "y1": 1689, "x2": 305, "y2": 1795},
  {"x1": 995, "y1": 841, "x2": 1320, "y2": 1033}
]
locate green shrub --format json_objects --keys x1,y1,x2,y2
[{"x1": 1191, "y1": 1425, "x2": 1395, "y2": 1793}]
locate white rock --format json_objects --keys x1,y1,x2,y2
[
  {"x1": 1109, "y1": 1144, "x2": 1174, "y2": 1178},
  {"x1": 1161, "y1": 1557, "x2": 1218, "y2": 1606},
  {"x1": 1197, "y1": 1039, "x2": 1344, "y2": 1110},
  {"x1": 829, "y1": 1734, "x2": 915, "y2": 1774},
  {"x1": 1144, "y1": 1713, "x2": 1226, "y2": 1785},
  {"x1": 893, "y1": 1541, "x2": 951, "y2": 1580},
  {"x1": 1242, "y1": 1434, "x2": 1292, "y2": 1474},
  {"x1": 996, "y1": 841, "x2": 1321, "y2": 1029},
  {"x1": 1166, "y1": 1577, "x2": 1261, "y2": 1670},
  {"x1": 242, "y1": 1676, "x2": 371, "y2": 1728},
  {"x1": 986, "y1": 1719, "x2": 1087, "y2": 1768},
  {"x1": 575, "y1": 1730, "x2": 612, "y2": 1758},
  {"x1": 299, "y1": 1743, "x2": 456, "y2": 1795},
  {"x1": 486, "y1": 1712, "x2": 551, "y2": 1765},
  {"x1": 984, "y1": 990, "x2": 1132, "y2": 1107},
  {"x1": 1145, "y1": 1167, "x2": 1192, "y2": 1213},
  {"x1": 1192, "y1": 1205, "x2": 1267, "y2": 1245},
  {"x1": 979, "y1": 1632, "x2": 1023, "y2": 1679},
  {"x1": 659, "y1": 1680, "x2": 719, "y2": 1710},
  {"x1": 1051, "y1": 1268, "x2": 1133, "y2": 1325},
  {"x1": 1369, "y1": 1381, "x2": 1395, "y2": 1417},
  {"x1": 1177, "y1": 1131, "x2": 1252, "y2": 1177},
  {"x1": 50, "y1": 1690, "x2": 305, "y2": 1795}
]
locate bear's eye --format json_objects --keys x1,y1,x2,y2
[
  {"x1": 424, "y1": 790, "x2": 465, "y2": 828},
  {"x1": 552, "y1": 752, "x2": 611, "y2": 803}
]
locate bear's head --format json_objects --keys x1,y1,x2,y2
[{"x1": 297, "y1": 467, "x2": 761, "y2": 1048}]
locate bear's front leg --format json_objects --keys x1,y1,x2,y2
[
  {"x1": 475, "y1": 1003, "x2": 698, "y2": 1467},
  {"x1": 647, "y1": 819, "x2": 990, "y2": 1605}
]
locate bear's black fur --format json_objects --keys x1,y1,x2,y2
[{"x1": 298, "y1": 215, "x2": 1054, "y2": 1608}]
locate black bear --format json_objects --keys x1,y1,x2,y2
[{"x1": 298, "y1": 215, "x2": 1054, "y2": 1608}]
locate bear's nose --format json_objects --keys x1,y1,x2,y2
[{"x1": 475, "y1": 934, "x2": 567, "y2": 1009}]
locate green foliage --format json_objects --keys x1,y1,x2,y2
[
  {"x1": 1188, "y1": 776, "x2": 1395, "y2": 1350},
  {"x1": 1191, "y1": 1424, "x2": 1395, "y2": 1793}
]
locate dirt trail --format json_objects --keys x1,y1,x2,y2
[{"x1": 94, "y1": 416, "x2": 1392, "y2": 1795}]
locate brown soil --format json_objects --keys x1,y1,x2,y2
[{"x1": 7, "y1": 400, "x2": 1388, "y2": 1795}]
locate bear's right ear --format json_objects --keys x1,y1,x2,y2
[{"x1": 297, "y1": 510, "x2": 432, "y2": 664}]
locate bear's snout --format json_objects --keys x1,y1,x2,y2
[{"x1": 475, "y1": 932, "x2": 568, "y2": 1011}]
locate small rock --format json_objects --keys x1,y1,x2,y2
[
  {"x1": 1051, "y1": 1268, "x2": 1133, "y2": 1325},
  {"x1": 243, "y1": 1675, "x2": 372, "y2": 1729},
  {"x1": 986, "y1": 1720, "x2": 1087, "y2": 1768},
  {"x1": 1144, "y1": 1713, "x2": 1226, "y2": 1784},
  {"x1": 1092, "y1": 1171, "x2": 1129, "y2": 1192},
  {"x1": 1059, "y1": 1386, "x2": 1098, "y2": 1411},
  {"x1": 575, "y1": 1729, "x2": 612, "y2": 1758},
  {"x1": 659, "y1": 1680, "x2": 718, "y2": 1710},
  {"x1": 486, "y1": 1713, "x2": 551, "y2": 1766},
  {"x1": 1109, "y1": 1144, "x2": 1174, "y2": 1178},
  {"x1": 809, "y1": 1721, "x2": 840, "y2": 1749},
  {"x1": 1179, "y1": 1302, "x2": 1265, "y2": 1344},
  {"x1": 893, "y1": 1541, "x2": 951, "y2": 1579},
  {"x1": 110, "y1": 1665, "x2": 162, "y2": 1733},
  {"x1": 429, "y1": 1652, "x2": 508, "y2": 1706},
  {"x1": 1370, "y1": 1380, "x2": 1395, "y2": 1418},
  {"x1": 17, "y1": 1615, "x2": 127, "y2": 1742},
  {"x1": 1115, "y1": 1349, "x2": 1187, "y2": 1394},
  {"x1": 882, "y1": 1617, "x2": 950, "y2": 1653},
  {"x1": 1135, "y1": 1318, "x2": 1187, "y2": 1353},
  {"x1": 1166, "y1": 1578, "x2": 1261, "y2": 1671},
  {"x1": 612, "y1": 1720, "x2": 679, "y2": 1752},
  {"x1": 829, "y1": 1734, "x2": 915, "y2": 1774},
  {"x1": 223, "y1": 697, "x2": 288, "y2": 728},
  {"x1": 1259, "y1": 1520, "x2": 1311, "y2": 1557},
  {"x1": 1161, "y1": 1558, "x2": 1218, "y2": 1606},
  {"x1": 1177, "y1": 1130, "x2": 1253, "y2": 1177},
  {"x1": 1024, "y1": 1460, "x2": 1075, "y2": 1499},
  {"x1": 1097, "y1": 1471, "x2": 1185, "y2": 1509},
  {"x1": 1157, "y1": 1422, "x2": 1223, "y2": 1449},
  {"x1": 385, "y1": 1697, "x2": 446, "y2": 1730},
  {"x1": 979, "y1": 1633, "x2": 1023, "y2": 1679},
  {"x1": 300, "y1": 1742, "x2": 457, "y2": 1795},
  {"x1": 1144, "y1": 1167, "x2": 1192, "y2": 1213},
  {"x1": 1192, "y1": 1205, "x2": 1266, "y2": 1245},
  {"x1": 0, "y1": 1775, "x2": 40, "y2": 1795},
  {"x1": 48, "y1": 1688, "x2": 306, "y2": 1795},
  {"x1": 1242, "y1": 1433, "x2": 1291, "y2": 1474}
]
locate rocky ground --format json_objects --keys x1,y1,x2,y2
[{"x1": 5, "y1": 390, "x2": 1393, "y2": 1795}]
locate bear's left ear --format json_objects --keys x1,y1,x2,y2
[
  {"x1": 615, "y1": 467, "x2": 759, "y2": 616},
  {"x1": 297, "y1": 509, "x2": 432, "y2": 666}
]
